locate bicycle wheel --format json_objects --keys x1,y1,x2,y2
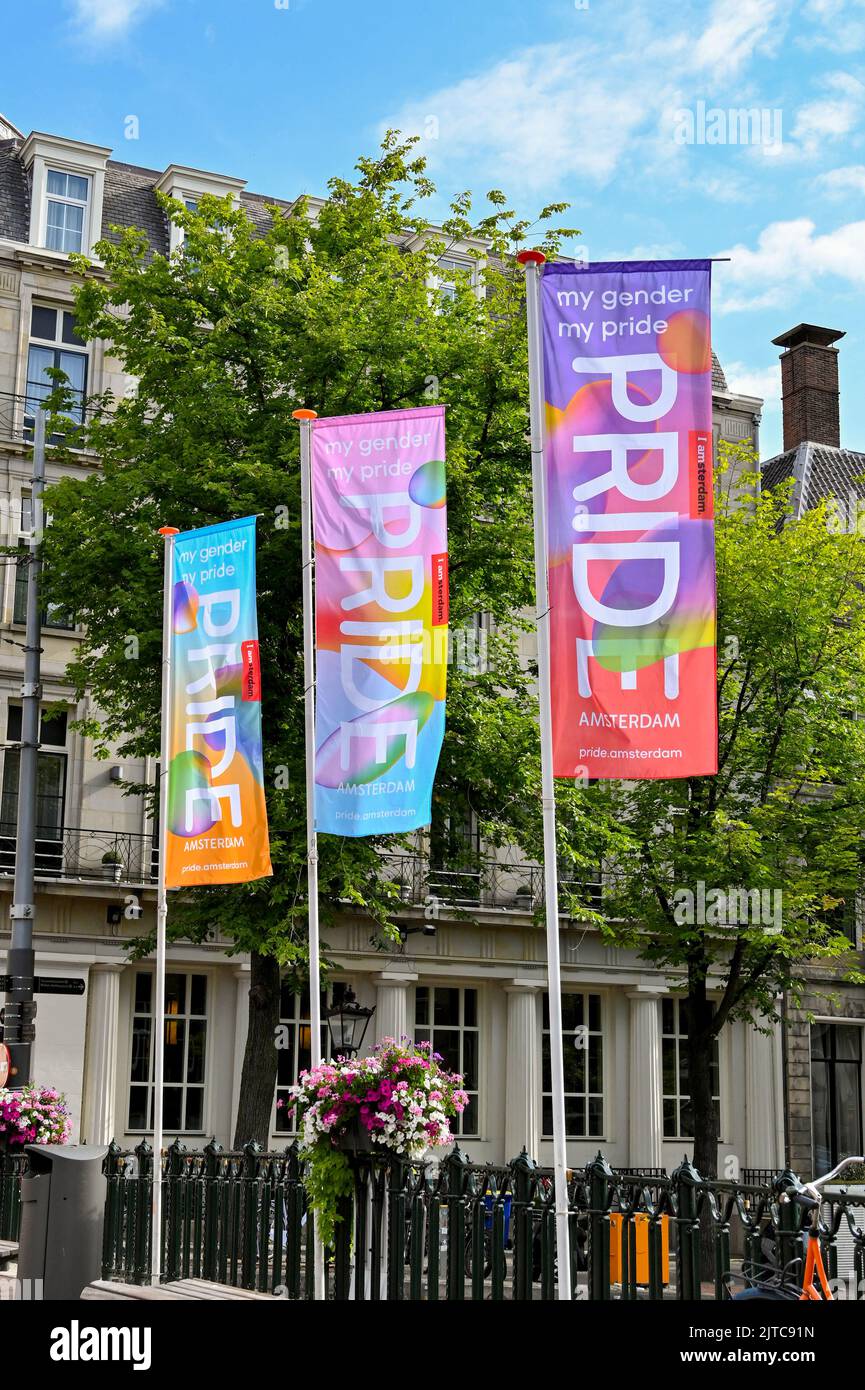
[{"x1": 464, "y1": 1231, "x2": 493, "y2": 1280}]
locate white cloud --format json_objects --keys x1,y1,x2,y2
[
  {"x1": 69, "y1": 0, "x2": 163, "y2": 40},
  {"x1": 382, "y1": 0, "x2": 792, "y2": 199},
  {"x1": 800, "y1": 0, "x2": 865, "y2": 54},
  {"x1": 387, "y1": 44, "x2": 648, "y2": 194},
  {"x1": 815, "y1": 164, "x2": 865, "y2": 195},
  {"x1": 723, "y1": 361, "x2": 781, "y2": 409},
  {"x1": 715, "y1": 217, "x2": 865, "y2": 312},
  {"x1": 693, "y1": 0, "x2": 782, "y2": 73},
  {"x1": 791, "y1": 71, "x2": 865, "y2": 153}
]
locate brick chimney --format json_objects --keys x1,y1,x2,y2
[{"x1": 772, "y1": 324, "x2": 845, "y2": 451}]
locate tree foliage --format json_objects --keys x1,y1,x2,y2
[
  {"x1": 591, "y1": 454, "x2": 865, "y2": 1174},
  {"x1": 42, "y1": 135, "x2": 615, "y2": 1143}
]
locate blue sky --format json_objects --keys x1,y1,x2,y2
[{"x1": 4, "y1": 0, "x2": 865, "y2": 456}]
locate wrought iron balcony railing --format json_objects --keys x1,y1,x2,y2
[
  {"x1": 0, "y1": 824, "x2": 157, "y2": 886},
  {"x1": 377, "y1": 851, "x2": 606, "y2": 916},
  {"x1": 0, "y1": 390, "x2": 101, "y2": 447}
]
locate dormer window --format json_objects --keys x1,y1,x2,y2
[
  {"x1": 154, "y1": 165, "x2": 246, "y2": 256},
  {"x1": 435, "y1": 255, "x2": 477, "y2": 301},
  {"x1": 45, "y1": 169, "x2": 90, "y2": 253},
  {"x1": 19, "y1": 132, "x2": 110, "y2": 258}
]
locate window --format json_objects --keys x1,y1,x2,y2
[
  {"x1": 150, "y1": 764, "x2": 161, "y2": 879},
  {"x1": 811, "y1": 1023, "x2": 863, "y2": 1171},
  {"x1": 26, "y1": 304, "x2": 87, "y2": 430},
  {"x1": 662, "y1": 998, "x2": 720, "y2": 1138},
  {"x1": 434, "y1": 255, "x2": 476, "y2": 302},
  {"x1": 414, "y1": 986, "x2": 479, "y2": 1136},
  {"x1": 821, "y1": 893, "x2": 859, "y2": 947},
  {"x1": 44, "y1": 169, "x2": 90, "y2": 253},
  {"x1": 274, "y1": 981, "x2": 330, "y2": 1133},
  {"x1": 429, "y1": 789, "x2": 480, "y2": 902},
  {"x1": 0, "y1": 705, "x2": 68, "y2": 874},
  {"x1": 128, "y1": 972, "x2": 208, "y2": 1132},
  {"x1": 6, "y1": 704, "x2": 68, "y2": 746},
  {"x1": 177, "y1": 200, "x2": 198, "y2": 257},
  {"x1": 542, "y1": 991, "x2": 604, "y2": 1138},
  {"x1": 12, "y1": 485, "x2": 76, "y2": 630}
]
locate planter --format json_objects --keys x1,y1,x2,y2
[
  {"x1": 334, "y1": 1115, "x2": 376, "y2": 1156},
  {"x1": 102, "y1": 859, "x2": 123, "y2": 883}
]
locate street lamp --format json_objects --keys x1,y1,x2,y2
[{"x1": 324, "y1": 988, "x2": 375, "y2": 1058}]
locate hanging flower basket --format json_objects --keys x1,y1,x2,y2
[
  {"x1": 334, "y1": 1114, "x2": 376, "y2": 1156},
  {"x1": 0, "y1": 1084, "x2": 72, "y2": 1152},
  {"x1": 281, "y1": 1038, "x2": 469, "y2": 1248}
]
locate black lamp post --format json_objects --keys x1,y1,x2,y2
[{"x1": 324, "y1": 988, "x2": 375, "y2": 1058}]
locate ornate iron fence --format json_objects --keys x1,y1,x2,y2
[
  {"x1": 377, "y1": 851, "x2": 608, "y2": 916},
  {"x1": 98, "y1": 1141, "x2": 865, "y2": 1301},
  {"x1": 0, "y1": 1149, "x2": 27, "y2": 1241},
  {"x1": 0, "y1": 825, "x2": 156, "y2": 885}
]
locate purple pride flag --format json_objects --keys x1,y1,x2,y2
[{"x1": 540, "y1": 260, "x2": 718, "y2": 780}]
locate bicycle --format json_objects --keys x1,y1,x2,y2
[{"x1": 728, "y1": 1154, "x2": 865, "y2": 1301}]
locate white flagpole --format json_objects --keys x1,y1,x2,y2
[
  {"x1": 293, "y1": 407, "x2": 325, "y2": 1301},
  {"x1": 518, "y1": 249, "x2": 572, "y2": 1300},
  {"x1": 153, "y1": 523, "x2": 178, "y2": 1285}
]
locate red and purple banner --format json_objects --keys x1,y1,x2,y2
[
  {"x1": 540, "y1": 260, "x2": 717, "y2": 779},
  {"x1": 311, "y1": 406, "x2": 448, "y2": 836}
]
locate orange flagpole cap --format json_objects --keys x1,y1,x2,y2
[
  {"x1": 158, "y1": 526, "x2": 180, "y2": 536},
  {"x1": 517, "y1": 249, "x2": 546, "y2": 266},
  {"x1": 292, "y1": 409, "x2": 318, "y2": 421}
]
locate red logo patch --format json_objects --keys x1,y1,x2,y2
[
  {"x1": 432, "y1": 553, "x2": 449, "y2": 626},
  {"x1": 241, "y1": 640, "x2": 261, "y2": 701}
]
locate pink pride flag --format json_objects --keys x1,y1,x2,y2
[{"x1": 311, "y1": 406, "x2": 448, "y2": 836}]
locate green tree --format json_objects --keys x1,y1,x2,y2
[
  {"x1": 593, "y1": 455, "x2": 865, "y2": 1192},
  {"x1": 43, "y1": 134, "x2": 616, "y2": 1145}
]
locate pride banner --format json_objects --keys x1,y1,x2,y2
[
  {"x1": 311, "y1": 406, "x2": 448, "y2": 836},
  {"x1": 165, "y1": 516, "x2": 272, "y2": 885},
  {"x1": 540, "y1": 260, "x2": 717, "y2": 779}
]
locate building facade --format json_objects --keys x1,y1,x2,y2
[
  {"x1": 762, "y1": 324, "x2": 865, "y2": 1179},
  {"x1": 2, "y1": 117, "x2": 847, "y2": 1183}
]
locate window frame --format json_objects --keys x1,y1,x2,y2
[
  {"x1": 11, "y1": 480, "x2": 77, "y2": 632},
  {"x1": 0, "y1": 703, "x2": 69, "y2": 866},
  {"x1": 127, "y1": 969, "x2": 210, "y2": 1136},
  {"x1": 272, "y1": 980, "x2": 333, "y2": 1138},
  {"x1": 661, "y1": 996, "x2": 721, "y2": 1141},
  {"x1": 810, "y1": 1019, "x2": 864, "y2": 1172},
  {"x1": 542, "y1": 989, "x2": 605, "y2": 1140},
  {"x1": 430, "y1": 254, "x2": 481, "y2": 306},
  {"x1": 43, "y1": 167, "x2": 91, "y2": 255},
  {"x1": 413, "y1": 984, "x2": 481, "y2": 1138},
  {"x1": 25, "y1": 303, "x2": 89, "y2": 440}
]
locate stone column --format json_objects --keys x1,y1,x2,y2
[
  {"x1": 627, "y1": 989, "x2": 664, "y2": 1169},
  {"x1": 373, "y1": 972, "x2": 416, "y2": 1046},
  {"x1": 504, "y1": 983, "x2": 541, "y2": 1162},
  {"x1": 80, "y1": 963, "x2": 124, "y2": 1145},
  {"x1": 746, "y1": 1023, "x2": 781, "y2": 1169},
  {"x1": 229, "y1": 965, "x2": 251, "y2": 1145}
]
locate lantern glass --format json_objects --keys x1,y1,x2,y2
[{"x1": 325, "y1": 989, "x2": 375, "y2": 1058}]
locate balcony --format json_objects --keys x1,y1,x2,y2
[
  {"x1": 0, "y1": 389, "x2": 99, "y2": 448},
  {"x1": 377, "y1": 851, "x2": 606, "y2": 917},
  {"x1": 0, "y1": 825, "x2": 157, "y2": 886}
]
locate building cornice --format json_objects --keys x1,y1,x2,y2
[{"x1": 19, "y1": 131, "x2": 112, "y2": 169}]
